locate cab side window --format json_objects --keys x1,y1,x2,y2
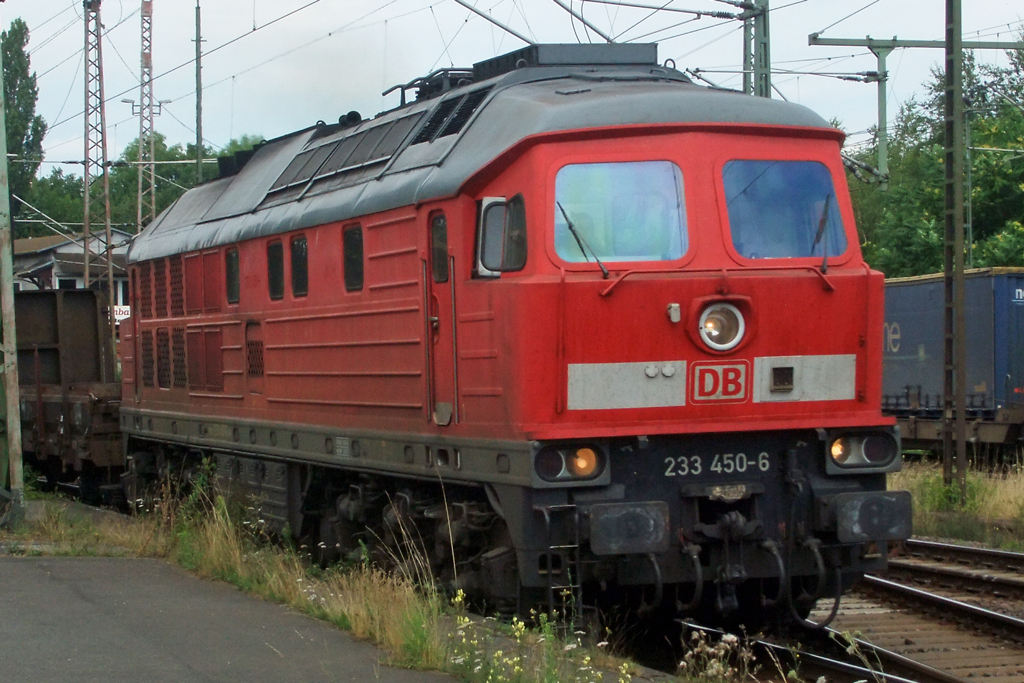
[
  {"x1": 267, "y1": 241, "x2": 284, "y2": 300},
  {"x1": 291, "y1": 235, "x2": 308, "y2": 297},
  {"x1": 431, "y1": 214, "x2": 449, "y2": 283},
  {"x1": 343, "y1": 226, "x2": 363, "y2": 292},
  {"x1": 225, "y1": 248, "x2": 240, "y2": 304}
]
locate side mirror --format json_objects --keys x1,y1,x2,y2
[{"x1": 476, "y1": 194, "x2": 527, "y2": 276}]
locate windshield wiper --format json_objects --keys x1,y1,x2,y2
[
  {"x1": 811, "y1": 193, "x2": 833, "y2": 274},
  {"x1": 556, "y1": 201, "x2": 608, "y2": 279}
]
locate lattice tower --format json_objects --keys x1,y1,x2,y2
[
  {"x1": 138, "y1": 0, "x2": 156, "y2": 229},
  {"x1": 83, "y1": 0, "x2": 114, "y2": 294}
]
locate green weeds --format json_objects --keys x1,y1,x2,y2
[
  {"x1": 889, "y1": 461, "x2": 1024, "y2": 550},
  {"x1": 0, "y1": 480, "x2": 647, "y2": 683}
]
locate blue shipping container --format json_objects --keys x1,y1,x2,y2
[{"x1": 882, "y1": 268, "x2": 1024, "y2": 415}]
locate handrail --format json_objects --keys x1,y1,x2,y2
[{"x1": 598, "y1": 264, "x2": 835, "y2": 296}]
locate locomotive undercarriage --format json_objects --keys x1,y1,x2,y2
[
  {"x1": 122, "y1": 425, "x2": 911, "y2": 627},
  {"x1": 509, "y1": 428, "x2": 910, "y2": 625}
]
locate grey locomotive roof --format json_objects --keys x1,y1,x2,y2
[{"x1": 128, "y1": 62, "x2": 832, "y2": 264}]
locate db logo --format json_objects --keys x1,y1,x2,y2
[{"x1": 691, "y1": 361, "x2": 748, "y2": 402}]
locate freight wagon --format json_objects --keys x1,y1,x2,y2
[
  {"x1": 15, "y1": 289, "x2": 122, "y2": 500},
  {"x1": 883, "y1": 267, "x2": 1024, "y2": 455}
]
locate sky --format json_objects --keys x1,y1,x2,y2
[{"x1": 4, "y1": 0, "x2": 1024, "y2": 177}]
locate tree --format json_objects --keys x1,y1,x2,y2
[
  {"x1": 2, "y1": 18, "x2": 46, "y2": 217},
  {"x1": 222, "y1": 134, "x2": 265, "y2": 156},
  {"x1": 848, "y1": 41, "x2": 1024, "y2": 277},
  {"x1": 107, "y1": 132, "x2": 215, "y2": 230},
  {"x1": 17, "y1": 168, "x2": 83, "y2": 238},
  {"x1": 25, "y1": 130, "x2": 232, "y2": 236}
]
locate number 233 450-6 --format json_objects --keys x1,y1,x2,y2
[{"x1": 663, "y1": 452, "x2": 770, "y2": 477}]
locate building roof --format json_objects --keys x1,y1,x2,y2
[
  {"x1": 129, "y1": 47, "x2": 835, "y2": 264},
  {"x1": 14, "y1": 229, "x2": 135, "y2": 256},
  {"x1": 16, "y1": 252, "x2": 128, "y2": 279},
  {"x1": 14, "y1": 234, "x2": 72, "y2": 255}
]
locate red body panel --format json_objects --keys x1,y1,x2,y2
[{"x1": 126, "y1": 124, "x2": 891, "y2": 444}]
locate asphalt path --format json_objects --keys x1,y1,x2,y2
[{"x1": 0, "y1": 556, "x2": 454, "y2": 683}]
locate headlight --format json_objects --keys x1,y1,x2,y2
[
  {"x1": 830, "y1": 437, "x2": 851, "y2": 464},
  {"x1": 568, "y1": 447, "x2": 599, "y2": 478},
  {"x1": 534, "y1": 446, "x2": 605, "y2": 482},
  {"x1": 827, "y1": 433, "x2": 898, "y2": 469},
  {"x1": 535, "y1": 449, "x2": 565, "y2": 480},
  {"x1": 863, "y1": 435, "x2": 897, "y2": 464},
  {"x1": 699, "y1": 303, "x2": 744, "y2": 351}
]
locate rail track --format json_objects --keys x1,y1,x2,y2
[
  {"x1": 806, "y1": 539, "x2": 1024, "y2": 683},
  {"x1": 886, "y1": 539, "x2": 1024, "y2": 617}
]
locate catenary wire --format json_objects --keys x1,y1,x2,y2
[
  {"x1": 27, "y1": 17, "x2": 78, "y2": 56},
  {"x1": 430, "y1": 5, "x2": 455, "y2": 66},
  {"x1": 28, "y1": 2, "x2": 77, "y2": 35},
  {"x1": 51, "y1": 53, "x2": 84, "y2": 126},
  {"x1": 45, "y1": 0, "x2": 330, "y2": 135},
  {"x1": 430, "y1": 11, "x2": 473, "y2": 71},
  {"x1": 36, "y1": 7, "x2": 140, "y2": 81}
]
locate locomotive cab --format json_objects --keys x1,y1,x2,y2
[{"x1": 460, "y1": 70, "x2": 912, "y2": 621}]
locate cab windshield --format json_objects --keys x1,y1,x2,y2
[
  {"x1": 554, "y1": 161, "x2": 687, "y2": 263},
  {"x1": 723, "y1": 160, "x2": 846, "y2": 260}
]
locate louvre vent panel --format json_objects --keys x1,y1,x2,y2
[
  {"x1": 438, "y1": 87, "x2": 492, "y2": 138},
  {"x1": 156, "y1": 328, "x2": 171, "y2": 388},
  {"x1": 410, "y1": 96, "x2": 463, "y2": 145},
  {"x1": 153, "y1": 259, "x2": 167, "y2": 318},
  {"x1": 172, "y1": 327, "x2": 187, "y2": 388},
  {"x1": 139, "y1": 263, "x2": 152, "y2": 319},
  {"x1": 141, "y1": 330, "x2": 154, "y2": 387},
  {"x1": 169, "y1": 256, "x2": 184, "y2": 316},
  {"x1": 246, "y1": 340, "x2": 264, "y2": 377}
]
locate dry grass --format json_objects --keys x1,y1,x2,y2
[
  {"x1": 889, "y1": 461, "x2": 1024, "y2": 549},
  {"x1": 0, "y1": 485, "x2": 652, "y2": 683},
  {"x1": 169, "y1": 495, "x2": 448, "y2": 669}
]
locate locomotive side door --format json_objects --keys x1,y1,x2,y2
[{"x1": 426, "y1": 211, "x2": 456, "y2": 426}]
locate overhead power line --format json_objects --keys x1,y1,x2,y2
[
  {"x1": 814, "y1": 0, "x2": 880, "y2": 37},
  {"x1": 29, "y1": 2, "x2": 77, "y2": 35},
  {"x1": 45, "y1": 0, "x2": 328, "y2": 136},
  {"x1": 33, "y1": 6, "x2": 139, "y2": 72}
]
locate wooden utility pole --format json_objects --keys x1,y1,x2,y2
[
  {"x1": 0, "y1": 1, "x2": 25, "y2": 523},
  {"x1": 943, "y1": 0, "x2": 967, "y2": 498}
]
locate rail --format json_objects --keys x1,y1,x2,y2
[{"x1": 598, "y1": 265, "x2": 835, "y2": 296}]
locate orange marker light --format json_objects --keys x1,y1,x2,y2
[
  {"x1": 830, "y1": 438, "x2": 850, "y2": 464},
  {"x1": 569, "y1": 447, "x2": 599, "y2": 478}
]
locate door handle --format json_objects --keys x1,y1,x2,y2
[{"x1": 428, "y1": 316, "x2": 439, "y2": 330}]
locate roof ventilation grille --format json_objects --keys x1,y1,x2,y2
[
  {"x1": 410, "y1": 96, "x2": 464, "y2": 145},
  {"x1": 437, "y1": 86, "x2": 492, "y2": 139}
]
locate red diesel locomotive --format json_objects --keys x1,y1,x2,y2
[{"x1": 121, "y1": 44, "x2": 911, "y2": 624}]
